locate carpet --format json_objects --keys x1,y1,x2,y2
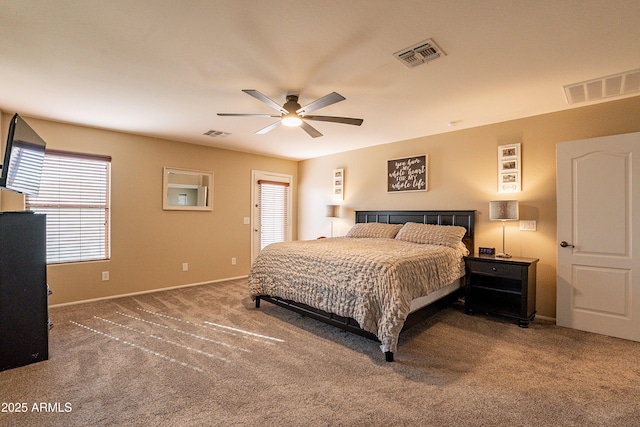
[{"x1": 1, "y1": 278, "x2": 639, "y2": 426}]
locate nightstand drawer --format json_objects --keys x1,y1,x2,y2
[{"x1": 465, "y1": 260, "x2": 522, "y2": 279}]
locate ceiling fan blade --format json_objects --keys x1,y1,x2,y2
[
  {"x1": 303, "y1": 115, "x2": 363, "y2": 126},
  {"x1": 243, "y1": 89, "x2": 287, "y2": 113},
  {"x1": 297, "y1": 92, "x2": 345, "y2": 115},
  {"x1": 300, "y1": 120, "x2": 323, "y2": 138},
  {"x1": 255, "y1": 121, "x2": 282, "y2": 135},
  {"x1": 217, "y1": 113, "x2": 281, "y2": 118}
]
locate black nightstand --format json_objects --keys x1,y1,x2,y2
[{"x1": 464, "y1": 255, "x2": 539, "y2": 327}]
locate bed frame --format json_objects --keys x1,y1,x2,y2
[{"x1": 254, "y1": 209, "x2": 476, "y2": 362}]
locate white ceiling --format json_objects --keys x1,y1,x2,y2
[{"x1": 1, "y1": 1, "x2": 639, "y2": 160}]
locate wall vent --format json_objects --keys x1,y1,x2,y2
[
  {"x1": 203, "y1": 129, "x2": 230, "y2": 138},
  {"x1": 393, "y1": 38, "x2": 445, "y2": 68},
  {"x1": 564, "y1": 68, "x2": 640, "y2": 104}
]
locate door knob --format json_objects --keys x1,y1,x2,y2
[{"x1": 560, "y1": 241, "x2": 574, "y2": 248}]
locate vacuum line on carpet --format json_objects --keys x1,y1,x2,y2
[
  {"x1": 203, "y1": 321, "x2": 285, "y2": 343},
  {"x1": 94, "y1": 316, "x2": 229, "y2": 362},
  {"x1": 136, "y1": 308, "x2": 194, "y2": 324},
  {"x1": 70, "y1": 321, "x2": 204, "y2": 372},
  {"x1": 115, "y1": 311, "x2": 252, "y2": 353}
]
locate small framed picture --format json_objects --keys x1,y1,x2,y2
[
  {"x1": 501, "y1": 172, "x2": 518, "y2": 184},
  {"x1": 497, "y1": 143, "x2": 521, "y2": 193},
  {"x1": 333, "y1": 168, "x2": 344, "y2": 201},
  {"x1": 501, "y1": 146, "x2": 518, "y2": 158},
  {"x1": 501, "y1": 160, "x2": 517, "y2": 170}
]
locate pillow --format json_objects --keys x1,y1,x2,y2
[
  {"x1": 395, "y1": 222, "x2": 467, "y2": 248},
  {"x1": 345, "y1": 223, "x2": 403, "y2": 239}
]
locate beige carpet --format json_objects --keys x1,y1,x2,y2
[{"x1": 1, "y1": 278, "x2": 639, "y2": 426}]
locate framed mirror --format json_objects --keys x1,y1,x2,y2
[{"x1": 162, "y1": 167, "x2": 213, "y2": 211}]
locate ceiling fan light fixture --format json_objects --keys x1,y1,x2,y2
[
  {"x1": 218, "y1": 90, "x2": 362, "y2": 138},
  {"x1": 282, "y1": 113, "x2": 302, "y2": 127}
]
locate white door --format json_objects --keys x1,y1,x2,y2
[
  {"x1": 556, "y1": 132, "x2": 640, "y2": 341},
  {"x1": 251, "y1": 171, "x2": 292, "y2": 263}
]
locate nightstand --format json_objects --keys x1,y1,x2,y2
[{"x1": 464, "y1": 255, "x2": 539, "y2": 327}]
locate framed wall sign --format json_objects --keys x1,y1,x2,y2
[
  {"x1": 387, "y1": 154, "x2": 428, "y2": 192},
  {"x1": 498, "y1": 143, "x2": 521, "y2": 193}
]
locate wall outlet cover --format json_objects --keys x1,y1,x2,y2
[{"x1": 519, "y1": 220, "x2": 537, "y2": 231}]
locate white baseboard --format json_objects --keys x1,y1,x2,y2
[
  {"x1": 535, "y1": 314, "x2": 556, "y2": 322},
  {"x1": 49, "y1": 275, "x2": 248, "y2": 308}
]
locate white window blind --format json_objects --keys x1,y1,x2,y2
[
  {"x1": 258, "y1": 180, "x2": 290, "y2": 250},
  {"x1": 25, "y1": 150, "x2": 111, "y2": 264}
]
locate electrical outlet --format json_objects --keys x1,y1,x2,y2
[
  {"x1": 182, "y1": 262, "x2": 188, "y2": 272},
  {"x1": 231, "y1": 257, "x2": 237, "y2": 265},
  {"x1": 243, "y1": 217, "x2": 250, "y2": 225},
  {"x1": 101, "y1": 271, "x2": 109, "y2": 281}
]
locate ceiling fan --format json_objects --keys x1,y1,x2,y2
[{"x1": 217, "y1": 89, "x2": 364, "y2": 138}]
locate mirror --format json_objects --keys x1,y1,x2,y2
[{"x1": 163, "y1": 167, "x2": 213, "y2": 211}]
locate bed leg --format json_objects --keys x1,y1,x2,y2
[
  {"x1": 385, "y1": 351, "x2": 394, "y2": 362},
  {"x1": 255, "y1": 297, "x2": 261, "y2": 309}
]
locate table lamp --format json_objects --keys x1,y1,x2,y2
[{"x1": 489, "y1": 200, "x2": 519, "y2": 258}]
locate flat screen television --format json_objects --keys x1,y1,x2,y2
[{"x1": 0, "y1": 114, "x2": 46, "y2": 196}]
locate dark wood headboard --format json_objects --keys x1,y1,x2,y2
[{"x1": 355, "y1": 210, "x2": 476, "y2": 254}]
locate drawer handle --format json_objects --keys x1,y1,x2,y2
[{"x1": 492, "y1": 267, "x2": 497, "y2": 271}]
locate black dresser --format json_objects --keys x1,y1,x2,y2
[{"x1": 0, "y1": 211, "x2": 49, "y2": 371}]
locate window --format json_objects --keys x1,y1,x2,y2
[
  {"x1": 26, "y1": 150, "x2": 111, "y2": 264},
  {"x1": 258, "y1": 179, "x2": 290, "y2": 250}
]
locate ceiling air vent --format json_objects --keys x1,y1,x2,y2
[
  {"x1": 564, "y1": 68, "x2": 640, "y2": 104},
  {"x1": 203, "y1": 129, "x2": 230, "y2": 138},
  {"x1": 394, "y1": 38, "x2": 445, "y2": 69}
]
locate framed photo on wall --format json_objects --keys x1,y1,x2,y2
[
  {"x1": 498, "y1": 143, "x2": 521, "y2": 193},
  {"x1": 333, "y1": 168, "x2": 344, "y2": 201}
]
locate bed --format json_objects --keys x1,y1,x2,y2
[{"x1": 249, "y1": 210, "x2": 475, "y2": 362}]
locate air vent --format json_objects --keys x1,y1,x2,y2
[
  {"x1": 393, "y1": 38, "x2": 445, "y2": 68},
  {"x1": 203, "y1": 129, "x2": 230, "y2": 138},
  {"x1": 564, "y1": 68, "x2": 640, "y2": 104}
]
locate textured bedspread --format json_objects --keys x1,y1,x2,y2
[{"x1": 248, "y1": 237, "x2": 467, "y2": 353}]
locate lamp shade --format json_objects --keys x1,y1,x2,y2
[
  {"x1": 489, "y1": 200, "x2": 519, "y2": 221},
  {"x1": 326, "y1": 205, "x2": 340, "y2": 218}
]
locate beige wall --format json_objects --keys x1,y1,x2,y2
[
  {"x1": 3, "y1": 96, "x2": 639, "y2": 312},
  {"x1": 0, "y1": 113, "x2": 298, "y2": 305},
  {"x1": 298, "y1": 96, "x2": 640, "y2": 319}
]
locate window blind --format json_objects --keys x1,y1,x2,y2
[
  {"x1": 25, "y1": 150, "x2": 111, "y2": 264},
  {"x1": 258, "y1": 180, "x2": 289, "y2": 250}
]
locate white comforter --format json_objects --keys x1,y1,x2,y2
[{"x1": 248, "y1": 237, "x2": 467, "y2": 353}]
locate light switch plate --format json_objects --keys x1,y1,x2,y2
[{"x1": 519, "y1": 220, "x2": 537, "y2": 231}]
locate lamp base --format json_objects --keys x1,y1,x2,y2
[{"x1": 495, "y1": 252, "x2": 512, "y2": 258}]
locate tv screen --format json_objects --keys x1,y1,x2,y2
[{"x1": 0, "y1": 114, "x2": 46, "y2": 196}]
